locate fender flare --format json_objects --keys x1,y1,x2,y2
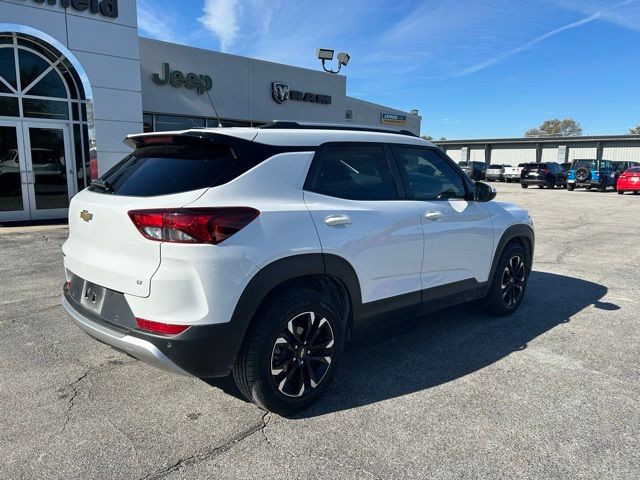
[
  {"x1": 226, "y1": 253, "x2": 363, "y2": 355},
  {"x1": 485, "y1": 223, "x2": 535, "y2": 294}
]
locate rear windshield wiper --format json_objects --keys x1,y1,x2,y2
[{"x1": 90, "y1": 179, "x2": 113, "y2": 192}]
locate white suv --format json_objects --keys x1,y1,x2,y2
[{"x1": 62, "y1": 123, "x2": 534, "y2": 415}]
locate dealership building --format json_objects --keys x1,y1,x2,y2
[
  {"x1": 437, "y1": 135, "x2": 640, "y2": 166},
  {"x1": 0, "y1": 0, "x2": 421, "y2": 222}
]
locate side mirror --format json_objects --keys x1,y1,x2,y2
[{"x1": 474, "y1": 181, "x2": 497, "y2": 202}]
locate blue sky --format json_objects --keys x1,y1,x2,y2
[{"x1": 136, "y1": 0, "x2": 640, "y2": 139}]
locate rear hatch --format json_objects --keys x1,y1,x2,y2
[
  {"x1": 522, "y1": 164, "x2": 546, "y2": 178},
  {"x1": 63, "y1": 133, "x2": 253, "y2": 297}
]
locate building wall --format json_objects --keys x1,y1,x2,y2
[
  {"x1": 345, "y1": 97, "x2": 421, "y2": 135},
  {"x1": 490, "y1": 146, "x2": 536, "y2": 166},
  {"x1": 0, "y1": 0, "x2": 143, "y2": 173},
  {"x1": 602, "y1": 144, "x2": 640, "y2": 162},
  {"x1": 437, "y1": 136, "x2": 640, "y2": 165},
  {"x1": 140, "y1": 38, "x2": 347, "y2": 124}
]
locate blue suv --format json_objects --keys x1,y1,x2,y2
[{"x1": 567, "y1": 159, "x2": 617, "y2": 192}]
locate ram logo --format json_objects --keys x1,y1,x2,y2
[{"x1": 272, "y1": 83, "x2": 290, "y2": 104}]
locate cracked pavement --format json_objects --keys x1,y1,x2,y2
[{"x1": 1, "y1": 183, "x2": 639, "y2": 479}]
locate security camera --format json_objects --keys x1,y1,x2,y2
[
  {"x1": 337, "y1": 52, "x2": 350, "y2": 66},
  {"x1": 316, "y1": 48, "x2": 334, "y2": 61}
]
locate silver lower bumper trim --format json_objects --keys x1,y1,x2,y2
[{"x1": 62, "y1": 297, "x2": 190, "y2": 376}]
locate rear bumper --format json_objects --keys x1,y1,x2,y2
[
  {"x1": 521, "y1": 178, "x2": 548, "y2": 186},
  {"x1": 567, "y1": 179, "x2": 599, "y2": 187},
  {"x1": 486, "y1": 173, "x2": 502, "y2": 180},
  {"x1": 63, "y1": 291, "x2": 246, "y2": 378},
  {"x1": 63, "y1": 296, "x2": 190, "y2": 376}
]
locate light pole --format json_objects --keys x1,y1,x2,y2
[{"x1": 317, "y1": 48, "x2": 350, "y2": 74}]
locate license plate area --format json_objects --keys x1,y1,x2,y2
[{"x1": 80, "y1": 281, "x2": 107, "y2": 315}]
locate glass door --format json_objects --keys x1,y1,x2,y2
[
  {"x1": 22, "y1": 123, "x2": 75, "y2": 220},
  {"x1": 0, "y1": 121, "x2": 29, "y2": 222}
]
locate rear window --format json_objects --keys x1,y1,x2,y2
[
  {"x1": 573, "y1": 160, "x2": 596, "y2": 170},
  {"x1": 92, "y1": 143, "x2": 236, "y2": 197}
]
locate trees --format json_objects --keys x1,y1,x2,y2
[
  {"x1": 525, "y1": 118, "x2": 582, "y2": 138},
  {"x1": 630, "y1": 125, "x2": 640, "y2": 135},
  {"x1": 421, "y1": 135, "x2": 434, "y2": 141}
]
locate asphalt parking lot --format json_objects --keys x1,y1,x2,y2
[{"x1": 1, "y1": 182, "x2": 639, "y2": 479}]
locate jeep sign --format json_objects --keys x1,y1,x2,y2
[{"x1": 152, "y1": 63, "x2": 213, "y2": 95}]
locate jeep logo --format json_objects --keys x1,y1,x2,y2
[
  {"x1": 271, "y1": 82, "x2": 331, "y2": 105},
  {"x1": 152, "y1": 63, "x2": 213, "y2": 95}
]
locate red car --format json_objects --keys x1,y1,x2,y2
[{"x1": 617, "y1": 167, "x2": 640, "y2": 194}]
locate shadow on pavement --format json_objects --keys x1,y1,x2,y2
[{"x1": 207, "y1": 271, "x2": 611, "y2": 417}]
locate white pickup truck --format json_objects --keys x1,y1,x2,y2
[{"x1": 503, "y1": 163, "x2": 526, "y2": 183}]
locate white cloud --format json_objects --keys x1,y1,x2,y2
[
  {"x1": 137, "y1": 0, "x2": 180, "y2": 43},
  {"x1": 456, "y1": 0, "x2": 640, "y2": 76},
  {"x1": 456, "y1": 13, "x2": 601, "y2": 77},
  {"x1": 548, "y1": 0, "x2": 640, "y2": 31},
  {"x1": 198, "y1": 0, "x2": 241, "y2": 51}
]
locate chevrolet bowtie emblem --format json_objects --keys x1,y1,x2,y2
[{"x1": 80, "y1": 210, "x2": 93, "y2": 222}]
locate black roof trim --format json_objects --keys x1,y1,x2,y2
[{"x1": 258, "y1": 121, "x2": 418, "y2": 137}]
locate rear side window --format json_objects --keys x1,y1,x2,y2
[
  {"x1": 307, "y1": 144, "x2": 398, "y2": 200},
  {"x1": 627, "y1": 167, "x2": 640, "y2": 173},
  {"x1": 94, "y1": 143, "x2": 236, "y2": 197}
]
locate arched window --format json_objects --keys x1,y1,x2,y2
[{"x1": 0, "y1": 31, "x2": 93, "y2": 190}]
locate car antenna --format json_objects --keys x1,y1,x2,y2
[{"x1": 205, "y1": 89, "x2": 223, "y2": 128}]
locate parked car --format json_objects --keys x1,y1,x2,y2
[
  {"x1": 566, "y1": 159, "x2": 616, "y2": 191},
  {"x1": 61, "y1": 123, "x2": 534, "y2": 415},
  {"x1": 613, "y1": 161, "x2": 640, "y2": 188},
  {"x1": 458, "y1": 161, "x2": 487, "y2": 180},
  {"x1": 486, "y1": 164, "x2": 508, "y2": 182},
  {"x1": 616, "y1": 166, "x2": 640, "y2": 195},
  {"x1": 520, "y1": 162, "x2": 566, "y2": 189},
  {"x1": 503, "y1": 163, "x2": 526, "y2": 183}
]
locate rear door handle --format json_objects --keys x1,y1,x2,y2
[
  {"x1": 425, "y1": 211, "x2": 443, "y2": 221},
  {"x1": 325, "y1": 214, "x2": 352, "y2": 226}
]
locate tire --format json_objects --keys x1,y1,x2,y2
[
  {"x1": 521, "y1": 183, "x2": 528, "y2": 189},
  {"x1": 547, "y1": 180, "x2": 554, "y2": 189},
  {"x1": 567, "y1": 183, "x2": 575, "y2": 191},
  {"x1": 617, "y1": 190, "x2": 624, "y2": 195},
  {"x1": 575, "y1": 167, "x2": 591, "y2": 183},
  {"x1": 586, "y1": 186, "x2": 592, "y2": 191},
  {"x1": 232, "y1": 288, "x2": 345, "y2": 416},
  {"x1": 598, "y1": 182, "x2": 606, "y2": 192},
  {"x1": 482, "y1": 243, "x2": 530, "y2": 316},
  {"x1": 634, "y1": 191, "x2": 639, "y2": 195},
  {"x1": 537, "y1": 185, "x2": 544, "y2": 189}
]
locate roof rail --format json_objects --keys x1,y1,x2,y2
[{"x1": 258, "y1": 121, "x2": 418, "y2": 137}]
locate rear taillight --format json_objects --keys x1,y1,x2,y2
[
  {"x1": 128, "y1": 208, "x2": 260, "y2": 244},
  {"x1": 540, "y1": 168, "x2": 548, "y2": 174},
  {"x1": 136, "y1": 318, "x2": 190, "y2": 335}
]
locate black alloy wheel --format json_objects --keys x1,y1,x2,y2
[
  {"x1": 270, "y1": 311, "x2": 335, "y2": 398},
  {"x1": 501, "y1": 254, "x2": 526, "y2": 308},
  {"x1": 233, "y1": 288, "x2": 345, "y2": 415}
]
